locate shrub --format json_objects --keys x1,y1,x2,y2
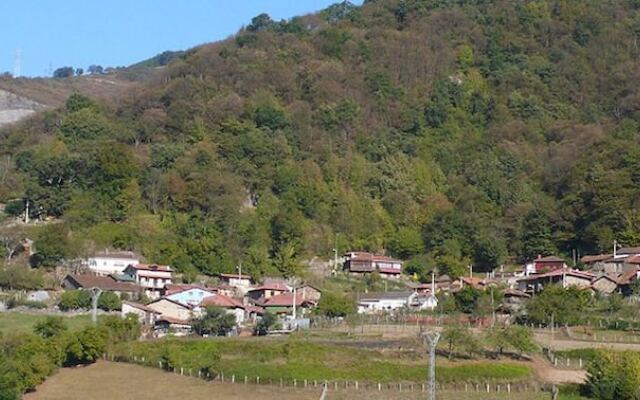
[
  {"x1": 98, "y1": 292, "x2": 122, "y2": 311},
  {"x1": 58, "y1": 290, "x2": 91, "y2": 311},
  {"x1": 33, "y1": 317, "x2": 68, "y2": 339},
  {"x1": 63, "y1": 327, "x2": 107, "y2": 366}
]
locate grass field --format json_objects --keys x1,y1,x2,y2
[
  {"x1": 24, "y1": 361, "x2": 554, "y2": 400},
  {"x1": 0, "y1": 311, "x2": 93, "y2": 335},
  {"x1": 113, "y1": 337, "x2": 534, "y2": 384}
]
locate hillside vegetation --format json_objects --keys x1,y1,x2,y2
[{"x1": 2, "y1": 0, "x2": 640, "y2": 280}]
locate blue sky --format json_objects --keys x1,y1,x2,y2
[{"x1": 1, "y1": 1, "x2": 363, "y2": 77}]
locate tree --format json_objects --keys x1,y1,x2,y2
[
  {"x1": 389, "y1": 227, "x2": 424, "y2": 259},
  {"x1": 520, "y1": 209, "x2": 557, "y2": 261},
  {"x1": 97, "y1": 292, "x2": 122, "y2": 311},
  {"x1": 64, "y1": 326, "x2": 106, "y2": 365},
  {"x1": 487, "y1": 325, "x2": 537, "y2": 357},
  {"x1": 32, "y1": 224, "x2": 70, "y2": 267},
  {"x1": 58, "y1": 290, "x2": 91, "y2": 311},
  {"x1": 316, "y1": 292, "x2": 355, "y2": 318},
  {"x1": 525, "y1": 285, "x2": 591, "y2": 326},
  {"x1": 254, "y1": 311, "x2": 278, "y2": 336},
  {"x1": 192, "y1": 306, "x2": 236, "y2": 336},
  {"x1": 53, "y1": 67, "x2": 74, "y2": 78},
  {"x1": 272, "y1": 241, "x2": 302, "y2": 278},
  {"x1": 75, "y1": 68, "x2": 84, "y2": 76},
  {"x1": 454, "y1": 286, "x2": 481, "y2": 314},
  {"x1": 87, "y1": 65, "x2": 103, "y2": 74},
  {"x1": 442, "y1": 325, "x2": 480, "y2": 359},
  {"x1": 33, "y1": 317, "x2": 67, "y2": 339},
  {"x1": 247, "y1": 13, "x2": 275, "y2": 32}
]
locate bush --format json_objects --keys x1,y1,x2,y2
[
  {"x1": 192, "y1": 306, "x2": 236, "y2": 336},
  {"x1": 255, "y1": 312, "x2": 279, "y2": 336},
  {"x1": 316, "y1": 292, "x2": 355, "y2": 318},
  {"x1": 33, "y1": 317, "x2": 68, "y2": 338},
  {"x1": 58, "y1": 290, "x2": 91, "y2": 311},
  {"x1": 63, "y1": 326, "x2": 107, "y2": 366},
  {"x1": 98, "y1": 292, "x2": 122, "y2": 311},
  {"x1": 586, "y1": 350, "x2": 640, "y2": 400}
]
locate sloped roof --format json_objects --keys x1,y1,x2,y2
[
  {"x1": 535, "y1": 255, "x2": 565, "y2": 263},
  {"x1": 518, "y1": 268, "x2": 595, "y2": 282},
  {"x1": 248, "y1": 283, "x2": 290, "y2": 292},
  {"x1": 618, "y1": 247, "x2": 640, "y2": 255},
  {"x1": 503, "y1": 288, "x2": 531, "y2": 298},
  {"x1": 617, "y1": 269, "x2": 640, "y2": 285},
  {"x1": 201, "y1": 293, "x2": 245, "y2": 309},
  {"x1": 262, "y1": 292, "x2": 312, "y2": 307},
  {"x1": 129, "y1": 263, "x2": 172, "y2": 272},
  {"x1": 581, "y1": 254, "x2": 612, "y2": 263},
  {"x1": 345, "y1": 251, "x2": 402, "y2": 263},
  {"x1": 64, "y1": 274, "x2": 141, "y2": 292},
  {"x1": 122, "y1": 301, "x2": 161, "y2": 314}
]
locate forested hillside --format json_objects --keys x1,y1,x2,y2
[{"x1": 2, "y1": 0, "x2": 640, "y2": 281}]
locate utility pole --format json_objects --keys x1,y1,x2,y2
[
  {"x1": 24, "y1": 199, "x2": 29, "y2": 224},
  {"x1": 614, "y1": 239, "x2": 618, "y2": 258},
  {"x1": 89, "y1": 287, "x2": 102, "y2": 324},
  {"x1": 13, "y1": 48, "x2": 21, "y2": 78},
  {"x1": 550, "y1": 313, "x2": 555, "y2": 347},
  {"x1": 422, "y1": 331, "x2": 441, "y2": 400}
]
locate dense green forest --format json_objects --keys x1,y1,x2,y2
[{"x1": 2, "y1": 0, "x2": 640, "y2": 281}]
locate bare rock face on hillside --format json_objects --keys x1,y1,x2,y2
[{"x1": 0, "y1": 89, "x2": 45, "y2": 127}]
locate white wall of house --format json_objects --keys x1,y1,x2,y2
[{"x1": 86, "y1": 256, "x2": 139, "y2": 276}]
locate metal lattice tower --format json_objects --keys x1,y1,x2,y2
[
  {"x1": 89, "y1": 287, "x2": 102, "y2": 324},
  {"x1": 422, "y1": 331, "x2": 441, "y2": 400}
]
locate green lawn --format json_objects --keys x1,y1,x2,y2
[
  {"x1": 113, "y1": 338, "x2": 534, "y2": 384},
  {"x1": 0, "y1": 311, "x2": 93, "y2": 334}
]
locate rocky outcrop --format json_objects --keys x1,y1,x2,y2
[{"x1": 0, "y1": 90, "x2": 45, "y2": 127}]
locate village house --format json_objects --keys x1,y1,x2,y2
[
  {"x1": 247, "y1": 282, "x2": 289, "y2": 303},
  {"x1": 500, "y1": 288, "x2": 531, "y2": 313},
  {"x1": 62, "y1": 274, "x2": 142, "y2": 296},
  {"x1": 356, "y1": 291, "x2": 416, "y2": 314},
  {"x1": 615, "y1": 268, "x2": 640, "y2": 296},
  {"x1": 201, "y1": 293, "x2": 248, "y2": 324},
  {"x1": 146, "y1": 297, "x2": 195, "y2": 322},
  {"x1": 591, "y1": 274, "x2": 620, "y2": 295},
  {"x1": 85, "y1": 250, "x2": 140, "y2": 276},
  {"x1": 297, "y1": 283, "x2": 322, "y2": 302},
  {"x1": 522, "y1": 255, "x2": 567, "y2": 276},
  {"x1": 123, "y1": 264, "x2": 172, "y2": 299},
  {"x1": 259, "y1": 292, "x2": 315, "y2": 317},
  {"x1": 218, "y1": 273, "x2": 253, "y2": 294},
  {"x1": 517, "y1": 268, "x2": 594, "y2": 294},
  {"x1": 343, "y1": 251, "x2": 402, "y2": 277},
  {"x1": 121, "y1": 301, "x2": 161, "y2": 325}
]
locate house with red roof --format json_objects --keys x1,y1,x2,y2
[
  {"x1": 259, "y1": 292, "x2": 315, "y2": 317},
  {"x1": 522, "y1": 255, "x2": 567, "y2": 276},
  {"x1": 343, "y1": 251, "x2": 402, "y2": 277},
  {"x1": 201, "y1": 293, "x2": 248, "y2": 323},
  {"x1": 247, "y1": 282, "x2": 290, "y2": 303}
]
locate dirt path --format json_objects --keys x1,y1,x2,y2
[{"x1": 529, "y1": 356, "x2": 587, "y2": 384}]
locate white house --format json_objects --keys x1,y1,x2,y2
[
  {"x1": 86, "y1": 250, "x2": 140, "y2": 276},
  {"x1": 124, "y1": 264, "x2": 173, "y2": 299},
  {"x1": 357, "y1": 291, "x2": 416, "y2": 314}
]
